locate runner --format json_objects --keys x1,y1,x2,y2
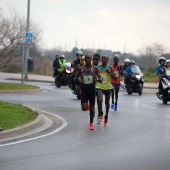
[
  {"x1": 96, "y1": 55, "x2": 114, "y2": 126},
  {"x1": 111, "y1": 55, "x2": 123, "y2": 111},
  {"x1": 76, "y1": 54, "x2": 102, "y2": 130},
  {"x1": 93, "y1": 54, "x2": 100, "y2": 66}
]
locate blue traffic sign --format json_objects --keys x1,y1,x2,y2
[{"x1": 25, "y1": 32, "x2": 33, "y2": 43}]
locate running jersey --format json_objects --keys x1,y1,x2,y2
[
  {"x1": 81, "y1": 65, "x2": 94, "y2": 84},
  {"x1": 111, "y1": 63, "x2": 121, "y2": 84},
  {"x1": 96, "y1": 64, "x2": 112, "y2": 90}
]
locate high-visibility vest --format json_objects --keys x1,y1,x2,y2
[{"x1": 57, "y1": 59, "x2": 66, "y2": 72}]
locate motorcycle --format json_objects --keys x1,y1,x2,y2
[
  {"x1": 157, "y1": 68, "x2": 170, "y2": 104},
  {"x1": 55, "y1": 62, "x2": 72, "y2": 88},
  {"x1": 126, "y1": 65, "x2": 144, "y2": 95}
]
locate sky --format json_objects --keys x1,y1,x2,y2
[{"x1": 1, "y1": 0, "x2": 170, "y2": 54}]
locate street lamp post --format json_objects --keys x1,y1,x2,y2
[{"x1": 25, "y1": 0, "x2": 30, "y2": 79}]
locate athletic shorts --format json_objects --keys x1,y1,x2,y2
[
  {"x1": 81, "y1": 84, "x2": 95, "y2": 105},
  {"x1": 111, "y1": 82, "x2": 120, "y2": 87},
  {"x1": 96, "y1": 88, "x2": 112, "y2": 95}
]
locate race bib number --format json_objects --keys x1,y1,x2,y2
[
  {"x1": 101, "y1": 75, "x2": 107, "y2": 84},
  {"x1": 114, "y1": 71, "x2": 119, "y2": 77},
  {"x1": 83, "y1": 75, "x2": 93, "y2": 84}
]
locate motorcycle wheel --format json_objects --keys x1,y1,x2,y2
[
  {"x1": 127, "y1": 86, "x2": 132, "y2": 95},
  {"x1": 163, "y1": 100, "x2": 167, "y2": 104},
  {"x1": 127, "y1": 91, "x2": 132, "y2": 95},
  {"x1": 138, "y1": 86, "x2": 142, "y2": 95},
  {"x1": 55, "y1": 79, "x2": 61, "y2": 88},
  {"x1": 77, "y1": 95, "x2": 81, "y2": 100}
]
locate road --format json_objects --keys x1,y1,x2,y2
[{"x1": 0, "y1": 82, "x2": 170, "y2": 170}]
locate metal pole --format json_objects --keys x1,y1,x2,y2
[
  {"x1": 25, "y1": 0, "x2": 30, "y2": 79},
  {"x1": 21, "y1": 45, "x2": 25, "y2": 84}
]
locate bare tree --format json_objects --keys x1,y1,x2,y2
[
  {"x1": 138, "y1": 43, "x2": 165, "y2": 69},
  {"x1": 0, "y1": 9, "x2": 43, "y2": 71}
]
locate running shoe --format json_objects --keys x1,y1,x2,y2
[
  {"x1": 114, "y1": 104, "x2": 117, "y2": 111},
  {"x1": 99, "y1": 116, "x2": 103, "y2": 122},
  {"x1": 111, "y1": 102, "x2": 115, "y2": 109},
  {"x1": 104, "y1": 116, "x2": 108, "y2": 126},
  {"x1": 97, "y1": 117, "x2": 100, "y2": 124},
  {"x1": 89, "y1": 123, "x2": 94, "y2": 130}
]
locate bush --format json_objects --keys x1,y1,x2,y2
[{"x1": 143, "y1": 66, "x2": 158, "y2": 82}]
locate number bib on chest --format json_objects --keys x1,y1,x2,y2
[
  {"x1": 101, "y1": 74, "x2": 107, "y2": 84},
  {"x1": 114, "y1": 70, "x2": 119, "y2": 77},
  {"x1": 83, "y1": 75, "x2": 93, "y2": 84}
]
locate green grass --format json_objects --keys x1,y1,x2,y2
[
  {"x1": 0, "y1": 82, "x2": 39, "y2": 90},
  {"x1": 0, "y1": 101, "x2": 37, "y2": 130},
  {"x1": 143, "y1": 67, "x2": 158, "y2": 83}
]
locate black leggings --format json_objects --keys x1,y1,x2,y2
[{"x1": 111, "y1": 86, "x2": 120, "y2": 104}]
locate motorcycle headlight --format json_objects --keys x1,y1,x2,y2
[
  {"x1": 66, "y1": 70, "x2": 70, "y2": 73},
  {"x1": 136, "y1": 75, "x2": 141, "y2": 79},
  {"x1": 168, "y1": 82, "x2": 170, "y2": 86}
]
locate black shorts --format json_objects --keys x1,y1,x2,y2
[{"x1": 81, "y1": 83, "x2": 95, "y2": 105}]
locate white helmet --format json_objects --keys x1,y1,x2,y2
[
  {"x1": 76, "y1": 51, "x2": 83, "y2": 56},
  {"x1": 131, "y1": 60, "x2": 135, "y2": 64},
  {"x1": 124, "y1": 58, "x2": 130, "y2": 63},
  {"x1": 60, "y1": 54, "x2": 65, "y2": 58},
  {"x1": 166, "y1": 59, "x2": 170, "y2": 64},
  {"x1": 159, "y1": 56, "x2": 166, "y2": 62}
]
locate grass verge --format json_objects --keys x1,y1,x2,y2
[
  {"x1": 0, "y1": 101, "x2": 37, "y2": 130},
  {"x1": 143, "y1": 67, "x2": 158, "y2": 83},
  {"x1": 0, "y1": 82, "x2": 39, "y2": 90}
]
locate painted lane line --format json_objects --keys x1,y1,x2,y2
[
  {"x1": 143, "y1": 104, "x2": 156, "y2": 109},
  {"x1": 0, "y1": 106, "x2": 67, "y2": 147},
  {"x1": 0, "y1": 117, "x2": 159, "y2": 165}
]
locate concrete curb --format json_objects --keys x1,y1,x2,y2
[
  {"x1": 7, "y1": 78, "x2": 54, "y2": 83},
  {"x1": 120, "y1": 88, "x2": 157, "y2": 94},
  {"x1": 0, "y1": 113, "x2": 44, "y2": 140},
  {"x1": 0, "y1": 88, "x2": 43, "y2": 94}
]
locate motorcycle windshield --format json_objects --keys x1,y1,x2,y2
[{"x1": 131, "y1": 65, "x2": 141, "y2": 75}]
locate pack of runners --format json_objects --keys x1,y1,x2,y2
[{"x1": 75, "y1": 52, "x2": 123, "y2": 130}]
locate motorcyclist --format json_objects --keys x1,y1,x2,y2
[
  {"x1": 156, "y1": 56, "x2": 166, "y2": 99},
  {"x1": 53, "y1": 54, "x2": 60, "y2": 78},
  {"x1": 165, "y1": 59, "x2": 170, "y2": 69},
  {"x1": 71, "y1": 51, "x2": 83, "y2": 93},
  {"x1": 130, "y1": 60, "x2": 136, "y2": 66},
  {"x1": 57, "y1": 54, "x2": 67, "y2": 86},
  {"x1": 123, "y1": 58, "x2": 131, "y2": 86}
]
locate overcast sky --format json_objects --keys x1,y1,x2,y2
[{"x1": 1, "y1": 0, "x2": 170, "y2": 53}]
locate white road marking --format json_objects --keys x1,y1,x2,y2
[
  {"x1": 143, "y1": 104, "x2": 156, "y2": 109},
  {"x1": 0, "y1": 106, "x2": 67, "y2": 147}
]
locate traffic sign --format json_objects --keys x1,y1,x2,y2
[{"x1": 25, "y1": 32, "x2": 33, "y2": 43}]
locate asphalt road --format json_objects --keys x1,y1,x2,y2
[{"x1": 0, "y1": 82, "x2": 170, "y2": 170}]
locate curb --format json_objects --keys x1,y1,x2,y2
[
  {"x1": 0, "y1": 113, "x2": 44, "y2": 140},
  {"x1": 7, "y1": 78, "x2": 54, "y2": 83},
  {"x1": 120, "y1": 88, "x2": 157, "y2": 94},
  {"x1": 0, "y1": 88, "x2": 43, "y2": 94}
]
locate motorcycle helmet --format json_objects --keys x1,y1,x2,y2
[
  {"x1": 76, "y1": 51, "x2": 83, "y2": 56},
  {"x1": 124, "y1": 58, "x2": 130, "y2": 63},
  {"x1": 166, "y1": 59, "x2": 170, "y2": 63},
  {"x1": 60, "y1": 54, "x2": 65, "y2": 58},
  {"x1": 159, "y1": 56, "x2": 166, "y2": 62},
  {"x1": 131, "y1": 60, "x2": 135, "y2": 64}
]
